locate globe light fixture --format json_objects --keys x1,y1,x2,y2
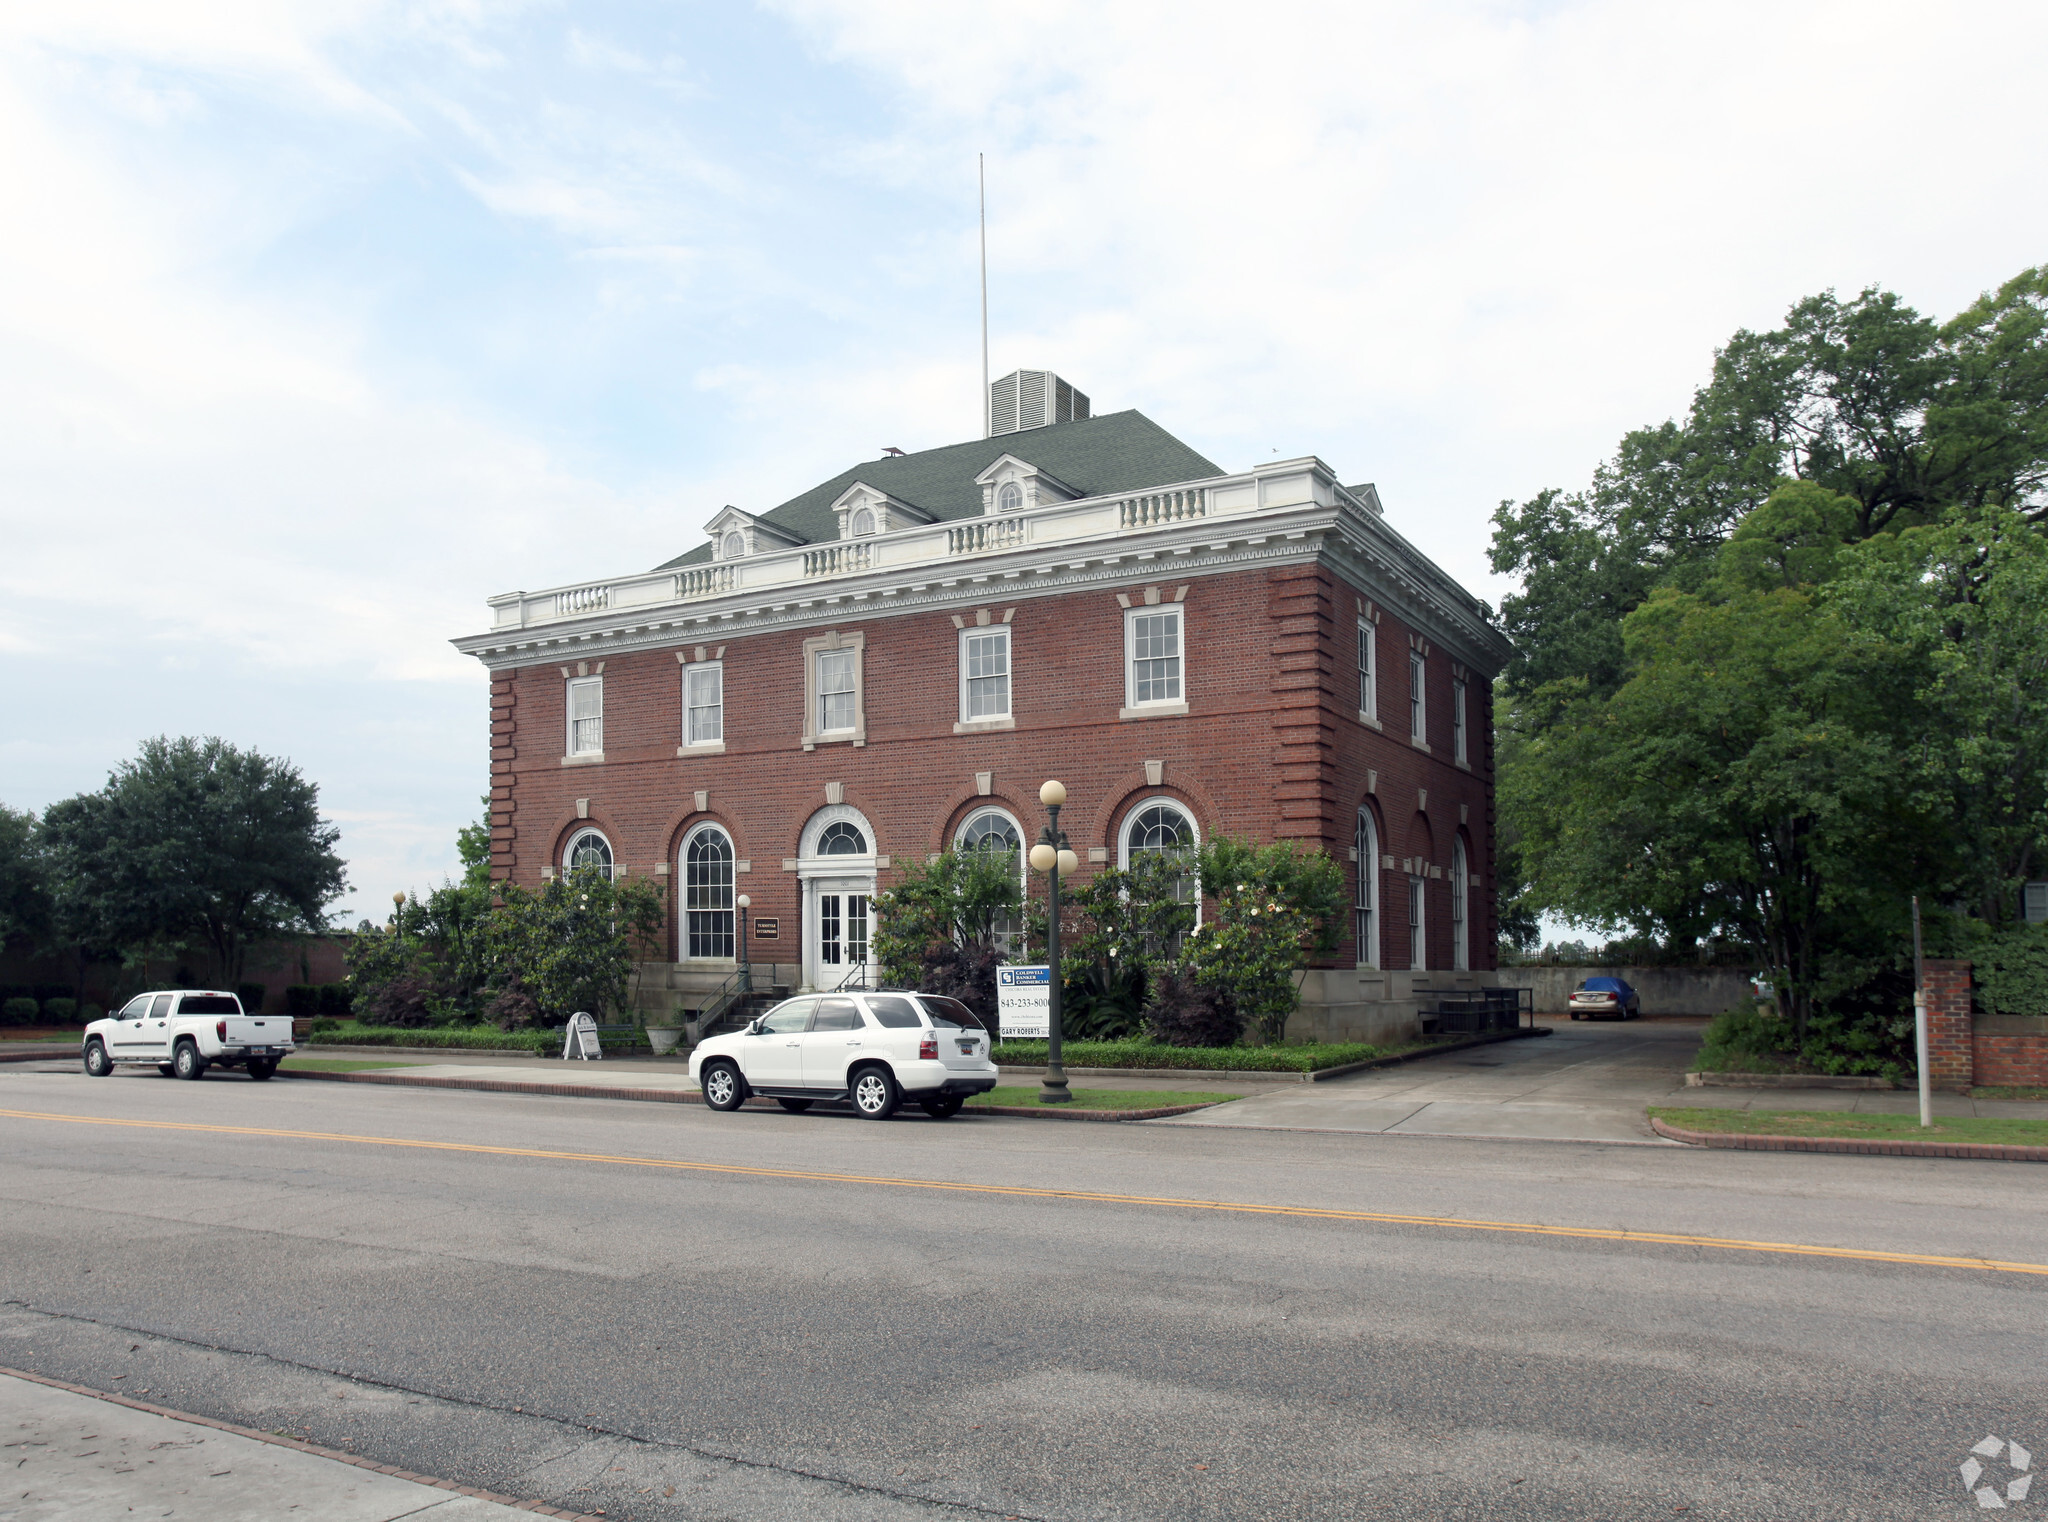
[
  {"x1": 736, "y1": 894, "x2": 753, "y2": 985},
  {"x1": 1035, "y1": 779, "x2": 1075, "y2": 1105}
]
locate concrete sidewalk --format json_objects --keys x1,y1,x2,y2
[{"x1": 0, "y1": 1370, "x2": 591, "y2": 1520}]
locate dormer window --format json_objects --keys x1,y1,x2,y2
[
  {"x1": 997, "y1": 482, "x2": 1023, "y2": 512},
  {"x1": 850, "y1": 507, "x2": 876, "y2": 536},
  {"x1": 829, "y1": 482, "x2": 932, "y2": 541},
  {"x1": 722, "y1": 531, "x2": 745, "y2": 559},
  {"x1": 975, "y1": 453, "x2": 1081, "y2": 516}
]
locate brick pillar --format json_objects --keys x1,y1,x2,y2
[{"x1": 1923, "y1": 959, "x2": 1973, "y2": 1092}]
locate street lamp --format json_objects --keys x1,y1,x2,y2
[
  {"x1": 736, "y1": 894, "x2": 752, "y2": 992},
  {"x1": 1028, "y1": 779, "x2": 1080, "y2": 1105}
]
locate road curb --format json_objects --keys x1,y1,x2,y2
[
  {"x1": 1649, "y1": 1116, "x2": 2048, "y2": 1162},
  {"x1": 0, "y1": 1363, "x2": 607, "y2": 1520},
  {"x1": 0, "y1": 1046, "x2": 74, "y2": 1064},
  {"x1": 281, "y1": 1067, "x2": 1226, "y2": 1121}
]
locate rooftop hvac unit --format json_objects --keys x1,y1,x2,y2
[{"x1": 990, "y1": 370, "x2": 1090, "y2": 436}]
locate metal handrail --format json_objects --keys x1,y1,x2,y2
[
  {"x1": 694, "y1": 964, "x2": 754, "y2": 1032},
  {"x1": 832, "y1": 961, "x2": 872, "y2": 992}
]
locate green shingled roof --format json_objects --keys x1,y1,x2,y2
[{"x1": 652, "y1": 410, "x2": 1223, "y2": 570}]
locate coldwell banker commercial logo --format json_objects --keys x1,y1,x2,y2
[{"x1": 1960, "y1": 1434, "x2": 2033, "y2": 1509}]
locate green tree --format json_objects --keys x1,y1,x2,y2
[
  {"x1": 41, "y1": 737, "x2": 347, "y2": 983},
  {"x1": 484, "y1": 867, "x2": 666, "y2": 1022},
  {"x1": 1183, "y1": 837, "x2": 1346, "y2": 1043},
  {"x1": 871, "y1": 846, "x2": 1022, "y2": 988},
  {"x1": 0, "y1": 805, "x2": 53, "y2": 951}
]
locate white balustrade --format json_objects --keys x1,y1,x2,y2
[
  {"x1": 555, "y1": 584, "x2": 610, "y2": 616},
  {"x1": 803, "y1": 543, "x2": 873, "y2": 578},
  {"x1": 946, "y1": 518, "x2": 1028, "y2": 556},
  {"x1": 675, "y1": 564, "x2": 735, "y2": 600},
  {"x1": 1118, "y1": 488, "x2": 1206, "y2": 529}
]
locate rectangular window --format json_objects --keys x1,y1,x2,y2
[
  {"x1": 1357, "y1": 622, "x2": 1376, "y2": 721},
  {"x1": 1409, "y1": 652, "x2": 1426, "y2": 745},
  {"x1": 567, "y1": 677, "x2": 603, "y2": 756},
  {"x1": 1452, "y1": 679, "x2": 1467, "y2": 766},
  {"x1": 817, "y1": 649, "x2": 858, "y2": 734},
  {"x1": 962, "y1": 628, "x2": 1011, "y2": 720},
  {"x1": 1408, "y1": 876, "x2": 1427, "y2": 972},
  {"x1": 1128, "y1": 608, "x2": 1183, "y2": 706},
  {"x1": 685, "y1": 663, "x2": 723, "y2": 746}
]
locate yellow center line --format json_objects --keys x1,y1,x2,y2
[{"x1": 5, "y1": 1106, "x2": 2043, "y2": 1277}]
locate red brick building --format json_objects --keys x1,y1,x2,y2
[{"x1": 455, "y1": 376, "x2": 1513, "y2": 1040}]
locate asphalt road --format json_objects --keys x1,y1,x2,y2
[{"x1": 1, "y1": 1062, "x2": 2044, "y2": 1521}]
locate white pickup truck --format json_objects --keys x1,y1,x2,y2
[{"x1": 82, "y1": 990, "x2": 296, "y2": 1081}]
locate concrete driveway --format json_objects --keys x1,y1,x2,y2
[{"x1": 1156, "y1": 1015, "x2": 1708, "y2": 1143}]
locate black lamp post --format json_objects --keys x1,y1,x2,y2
[
  {"x1": 1029, "y1": 780, "x2": 1079, "y2": 1105},
  {"x1": 736, "y1": 894, "x2": 752, "y2": 993}
]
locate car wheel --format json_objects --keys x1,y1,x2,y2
[
  {"x1": 919, "y1": 1095, "x2": 965, "y2": 1119},
  {"x1": 83, "y1": 1041, "x2": 113, "y2": 1078},
  {"x1": 850, "y1": 1066, "x2": 900, "y2": 1121},
  {"x1": 1569, "y1": 1011, "x2": 1583, "y2": 1021},
  {"x1": 247, "y1": 1059, "x2": 277, "y2": 1081},
  {"x1": 172, "y1": 1041, "x2": 207, "y2": 1081},
  {"x1": 776, "y1": 1097, "x2": 813, "y2": 1113},
  {"x1": 700, "y1": 1061, "x2": 746, "y2": 1112}
]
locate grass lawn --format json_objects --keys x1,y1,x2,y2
[
  {"x1": 1651, "y1": 1106, "x2": 2048, "y2": 1147},
  {"x1": 965, "y1": 1086, "x2": 1233, "y2": 1112},
  {"x1": 284, "y1": 1058, "x2": 425, "y2": 1073}
]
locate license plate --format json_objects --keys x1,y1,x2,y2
[
  {"x1": 957, "y1": 1041, "x2": 976, "y2": 1053},
  {"x1": 246, "y1": 1047, "x2": 277, "y2": 1056}
]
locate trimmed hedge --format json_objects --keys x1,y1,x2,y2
[
  {"x1": 237, "y1": 983, "x2": 268, "y2": 1014},
  {"x1": 987, "y1": 1038, "x2": 1387, "y2": 1072},
  {"x1": 300, "y1": 1023, "x2": 648, "y2": 1054},
  {"x1": 1, "y1": 998, "x2": 39, "y2": 1027},
  {"x1": 43, "y1": 998, "x2": 78, "y2": 1024}
]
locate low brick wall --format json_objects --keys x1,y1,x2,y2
[{"x1": 1976, "y1": 1016, "x2": 2048, "y2": 1087}]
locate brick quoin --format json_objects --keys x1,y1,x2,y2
[{"x1": 481, "y1": 561, "x2": 1496, "y2": 976}]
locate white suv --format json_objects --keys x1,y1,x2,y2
[{"x1": 689, "y1": 990, "x2": 998, "y2": 1120}]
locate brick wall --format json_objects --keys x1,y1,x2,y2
[
  {"x1": 485, "y1": 560, "x2": 1497, "y2": 978},
  {"x1": 1924, "y1": 959, "x2": 1974, "y2": 1090},
  {"x1": 1975, "y1": 1027, "x2": 2048, "y2": 1087}
]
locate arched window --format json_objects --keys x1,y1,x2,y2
[
  {"x1": 1355, "y1": 807, "x2": 1380, "y2": 970},
  {"x1": 850, "y1": 507, "x2": 876, "y2": 536},
  {"x1": 997, "y1": 481, "x2": 1023, "y2": 512},
  {"x1": 722, "y1": 531, "x2": 745, "y2": 559},
  {"x1": 1451, "y1": 837, "x2": 1469, "y2": 972},
  {"x1": 564, "y1": 828, "x2": 614, "y2": 881},
  {"x1": 957, "y1": 808, "x2": 1024, "y2": 952},
  {"x1": 1120, "y1": 800, "x2": 1199, "y2": 933},
  {"x1": 817, "y1": 820, "x2": 868, "y2": 855},
  {"x1": 683, "y1": 826, "x2": 735, "y2": 960}
]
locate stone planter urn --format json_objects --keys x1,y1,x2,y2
[{"x1": 645, "y1": 1026, "x2": 684, "y2": 1056}]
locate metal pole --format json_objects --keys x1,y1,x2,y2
[
  {"x1": 979, "y1": 152, "x2": 989, "y2": 439},
  {"x1": 1912, "y1": 895, "x2": 1929, "y2": 1128},
  {"x1": 1041, "y1": 800, "x2": 1071, "y2": 1105},
  {"x1": 738, "y1": 897, "x2": 752, "y2": 994}
]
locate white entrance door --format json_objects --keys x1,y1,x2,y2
[{"x1": 806, "y1": 876, "x2": 874, "y2": 991}]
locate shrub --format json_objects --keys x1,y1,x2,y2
[
  {"x1": 308, "y1": 1017, "x2": 342, "y2": 1034},
  {"x1": 43, "y1": 997, "x2": 78, "y2": 1024},
  {"x1": 917, "y1": 941, "x2": 1003, "y2": 1026},
  {"x1": 80, "y1": 1003, "x2": 103, "y2": 1022},
  {"x1": 285, "y1": 985, "x2": 319, "y2": 1016},
  {"x1": 237, "y1": 982, "x2": 267, "y2": 1013},
  {"x1": 360, "y1": 977, "x2": 434, "y2": 1028},
  {"x1": 485, "y1": 986, "x2": 540, "y2": 1031},
  {"x1": 316, "y1": 983, "x2": 352, "y2": 1016},
  {"x1": 1, "y1": 997, "x2": 38, "y2": 1026},
  {"x1": 1143, "y1": 970, "x2": 1244, "y2": 1048}
]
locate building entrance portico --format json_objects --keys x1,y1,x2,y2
[{"x1": 796, "y1": 804, "x2": 877, "y2": 990}]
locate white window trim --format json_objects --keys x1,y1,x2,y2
[
  {"x1": 1450, "y1": 838, "x2": 1469, "y2": 971},
  {"x1": 1452, "y1": 679, "x2": 1469, "y2": 769},
  {"x1": 1121, "y1": 605, "x2": 1189, "y2": 720},
  {"x1": 800, "y1": 630, "x2": 866, "y2": 749},
  {"x1": 679, "y1": 821, "x2": 738, "y2": 965},
  {"x1": 1357, "y1": 620, "x2": 1379, "y2": 729},
  {"x1": 679, "y1": 660, "x2": 726, "y2": 755},
  {"x1": 1355, "y1": 807, "x2": 1380, "y2": 970},
  {"x1": 956, "y1": 625, "x2": 1015, "y2": 732},
  {"x1": 1409, "y1": 651, "x2": 1429, "y2": 751},
  {"x1": 565, "y1": 675, "x2": 603, "y2": 763},
  {"x1": 1117, "y1": 796, "x2": 1202, "y2": 927},
  {"x1": 563, "y1": 826, "x2": 616, "y2": 882},
  {"x1": 955, "y1": 807, "x2": 1027, "y2": 950},
  {"x1": 1408, "y1": 874, "x2": 1427, "y2": 972}
]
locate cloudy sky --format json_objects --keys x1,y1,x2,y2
[{"x1": 3, "y1": 0, "x2": 2045, "y2": 924}]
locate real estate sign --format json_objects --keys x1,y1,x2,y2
[{"x1": 996, "y1": 965, "x2": 1051, "y2": 1039}]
